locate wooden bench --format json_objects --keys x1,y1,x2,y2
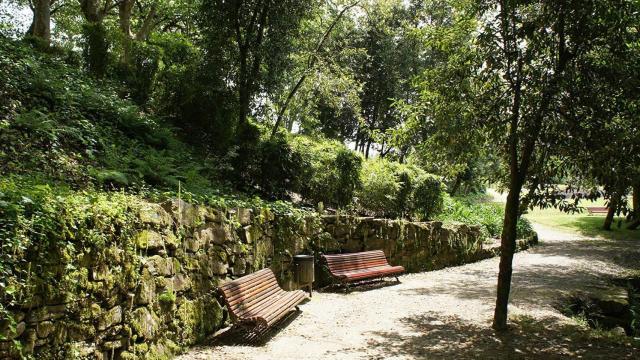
[
  {"x1": 218, "y1": 268, "x2": 308, "y2": 331},
  {"x1": 321, "y1": 250, "x2": 404, "y2": 292},
  {"x1": 586, "y1": 206, "x2": 609, "y2": 215}
]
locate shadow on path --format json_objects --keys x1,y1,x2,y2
[
  {"x1": 319, "y1": 278, "x2": 401, "y2": 294},
  {"x1": 204, "y1": 311, "x2": 302, "y2": 347},
  {"x1": 358, "y1": 312, "x2": 640, "y2": 359}
]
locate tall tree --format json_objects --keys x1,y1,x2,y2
[
  {"x1": 200, "y1": 0, "x2": 314, "y2": 130},
  {"x1": 409, "y1": 0, "x2": 639, "y2": 331},
  {"x1": 475, "y1": 0, "x2": 640, "y2": 330},
  {"x1": 79, "y1": 0, "x2": 115, "y2": 77},
  {"x1": 271, "y1": 0, "x2": 360, "y2": 138}
]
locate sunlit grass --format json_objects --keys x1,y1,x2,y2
[
  {"x1": 524, "y1": 198, "x2": 639, "y2": 241},
  {"x1": 487, "y1": 188, "x2": 639, "y2": 241}
]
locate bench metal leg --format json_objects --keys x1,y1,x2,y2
[
  {"x1": 344, "y1": 282, "x2": 351, "y2": 293},
  {"x1": 395, "y1": 276, "x2": 400, "y2": 283}
]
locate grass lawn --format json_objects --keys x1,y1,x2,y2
[
  {"x1": 488, "y1": 188, "x2": 639, "y2": 241},
  {"x1": 524, "y1": 197, "x2": 639, "y2": 241}
]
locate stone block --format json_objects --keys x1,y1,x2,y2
[
  {"x1": 135, "y1": 230, "x2": 164, "y2": 250},
  {"x1": 36, "y1": 321, "x2": 55, "y2": 338},
  {"x1": 145, "y1": 255, "x2": 175, "y2": 276},
  {"x1": 236, "y1": 208, "x2": 253, "y2": 225},
  {"x1": 97, "y1": 305, "x2": 123, "y2": 331},
  {"x1": 136, "y1": 269, "x2": 156, "y2": 305},
  {"x1": 211, "y1": 261, "x2": 228, "y2": 276},
  {"x1": 162, "y1": 198, "x2": 198, "y2": 227},
  {"x1": 139, "y1": 203, "x2": 172, "y2": 227},
  {"x1": 130, "y1": 307, "x2": 158, "y2": 340}
]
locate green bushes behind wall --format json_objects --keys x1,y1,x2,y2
[{"x1": 357, "y1": 159, "x2": 446, "y2": 220}]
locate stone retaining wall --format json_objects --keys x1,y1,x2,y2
[{"x1": 0, "y1": 200, "x2": 534, "y2": 359}]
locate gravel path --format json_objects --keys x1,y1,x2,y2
[{"x1": 178, "y1": 224, "x2": 640, "y2": 359}]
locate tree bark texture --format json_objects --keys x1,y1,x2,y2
[{"x1": 31, "y1": 0, "x2": 52, "y2": 45}]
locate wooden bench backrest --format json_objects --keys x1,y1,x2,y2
[
  {"x1": 322, "y1": 250, "x2": 390, "y2": 273},
  {"x1": 218, "y1": 268, "x2": 283, "y2": 321}
]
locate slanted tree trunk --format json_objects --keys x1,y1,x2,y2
[
  {"x1": 493, "y1": 177, "x2": 523, "y2": 330},
  {"x1": 30, "y1": 0, "x2": 52, "y2": 45},
  {"x1": 271, "y1": 1, "x2": 360, "y2": 138},
  {"x1": 603, "y1": 195, "x2": 619, "y2": 230}
]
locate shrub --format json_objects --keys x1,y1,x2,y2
[
  {"x1": 437, "y1": 194, "x2": 537, "y2": 240},
  {"x1": 412, "y1": 174, "x2": 445, "y2": 220},
  {"x1": 291, "y1": 136, "x2": 362, "y2": 208},
  {"x1": 333, "y1": 148, "x2": 363, "y2": 207},
  {"x1": 255, "y1": 137, "x2": 303, "y2": 199},
  {"x1": 358, "y1": 159, "x2": 401, "y2": 217},
  {"x1": 357, "y1": 159, "x2": 445, "y2": 219},
  {"x1": 516, "y1": 217, "x2": 536, "y2": 239},
  {"x1": 437, "y1": 195, "x2": 503, "y2": 238}
]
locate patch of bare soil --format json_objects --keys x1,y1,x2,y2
[{"x1": 178, "y1": 224, "x2": 640, "y2": 359}]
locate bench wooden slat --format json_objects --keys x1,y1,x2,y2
[
  {"x1": 223, "y1": 276, "x2": 279, "y2": 303},
  {"x1": 220, "y1": 268, "x2": 274, "y2": 291},
  {"x1": 227, "y1": 284, "x2": 282, "y2": 316},
  {"x1": 218, "y1": 268, "x2": 308, "y2": 329}
]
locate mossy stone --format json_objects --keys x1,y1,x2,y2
[{"x1": 130, "y1": 307, "x2": 159, "y2": 340}]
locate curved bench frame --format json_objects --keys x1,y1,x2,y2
[
  {"x1": 218, "y1": 268, "x2": 308, "y2": 332},
  {"x1": 321, "y1": 250, "x2": 405, "y2": 292}
]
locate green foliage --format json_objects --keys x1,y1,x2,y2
[
  {"x1": 255, "y1": 136, "x2": 304, "y2": 199},
  {"x1": 158, "y1": 290, "x2": 177, "y2": 305},
  {"x1": 291, "y1": 136, "x2": 362, "y2": 208},
  {"x1": 358, "y1": 159, "x2": 403, "y2": 217},
  {"x1": 437, "y1": 195, "x2": 536, "y2": 240},
  {"x1": 357, "y1": 159, "x2": 445, "y2": 220},
  {"x1": 119, "y1": 41, "x2": 162, "y2": 105},
  {"x1": 82, "y1": 22, "x2": 110, "y2": 78},
  {"x1": 334, "y1": 148, "x2": 363, "y2": 207},
  {"x1": 412, "y1": 174, "x2": 446, "y2": 221},
  {"x1": 0, "y1": 37, "x2": 215, "y2": 193},
  {"x1": 0, "y1": 176, "x2": 141, "y2": 336}
]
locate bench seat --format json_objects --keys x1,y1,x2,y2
[
  {"x1": 218, "y1": 268, "x2": 308, "y2": 329},
  {"x1": 322, "y1": 250, "x2": 404, "y2": 291},
  {"x1": 586, "y1": 206, "x2": 608, "y2": 215}
]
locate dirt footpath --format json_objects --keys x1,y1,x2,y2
[{"x1": 178, "y1": 224, "x2": 640, "y2": 359}]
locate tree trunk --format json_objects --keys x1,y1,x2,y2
[
  {"x1": 629, "y1": 185, "x2": 640, "y2": 230},
  {"x1": 493, "y1": 179, "x2": 522, "y2": 331},
  {"x1": 603, "y1": 196, "x2": 618, "y2": 230},
  {"x1": 118, "y1": 0, "x2": 134, "y2": 64},
  {"x1": 365, "y1": 140, "x2": 371, "y2": 159},
  {"x1": 238, "y1": 84, "x2": 250, "y2": 127},
  {"x1": 450, "y1": 174, "x2": 462, "y2": 196},
  {"x1": 80, "y1": 0, "x2": 110, "y2": 77},
  {"x1": 31, "y1": 0, "x2": 52, "y2": 45}
]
